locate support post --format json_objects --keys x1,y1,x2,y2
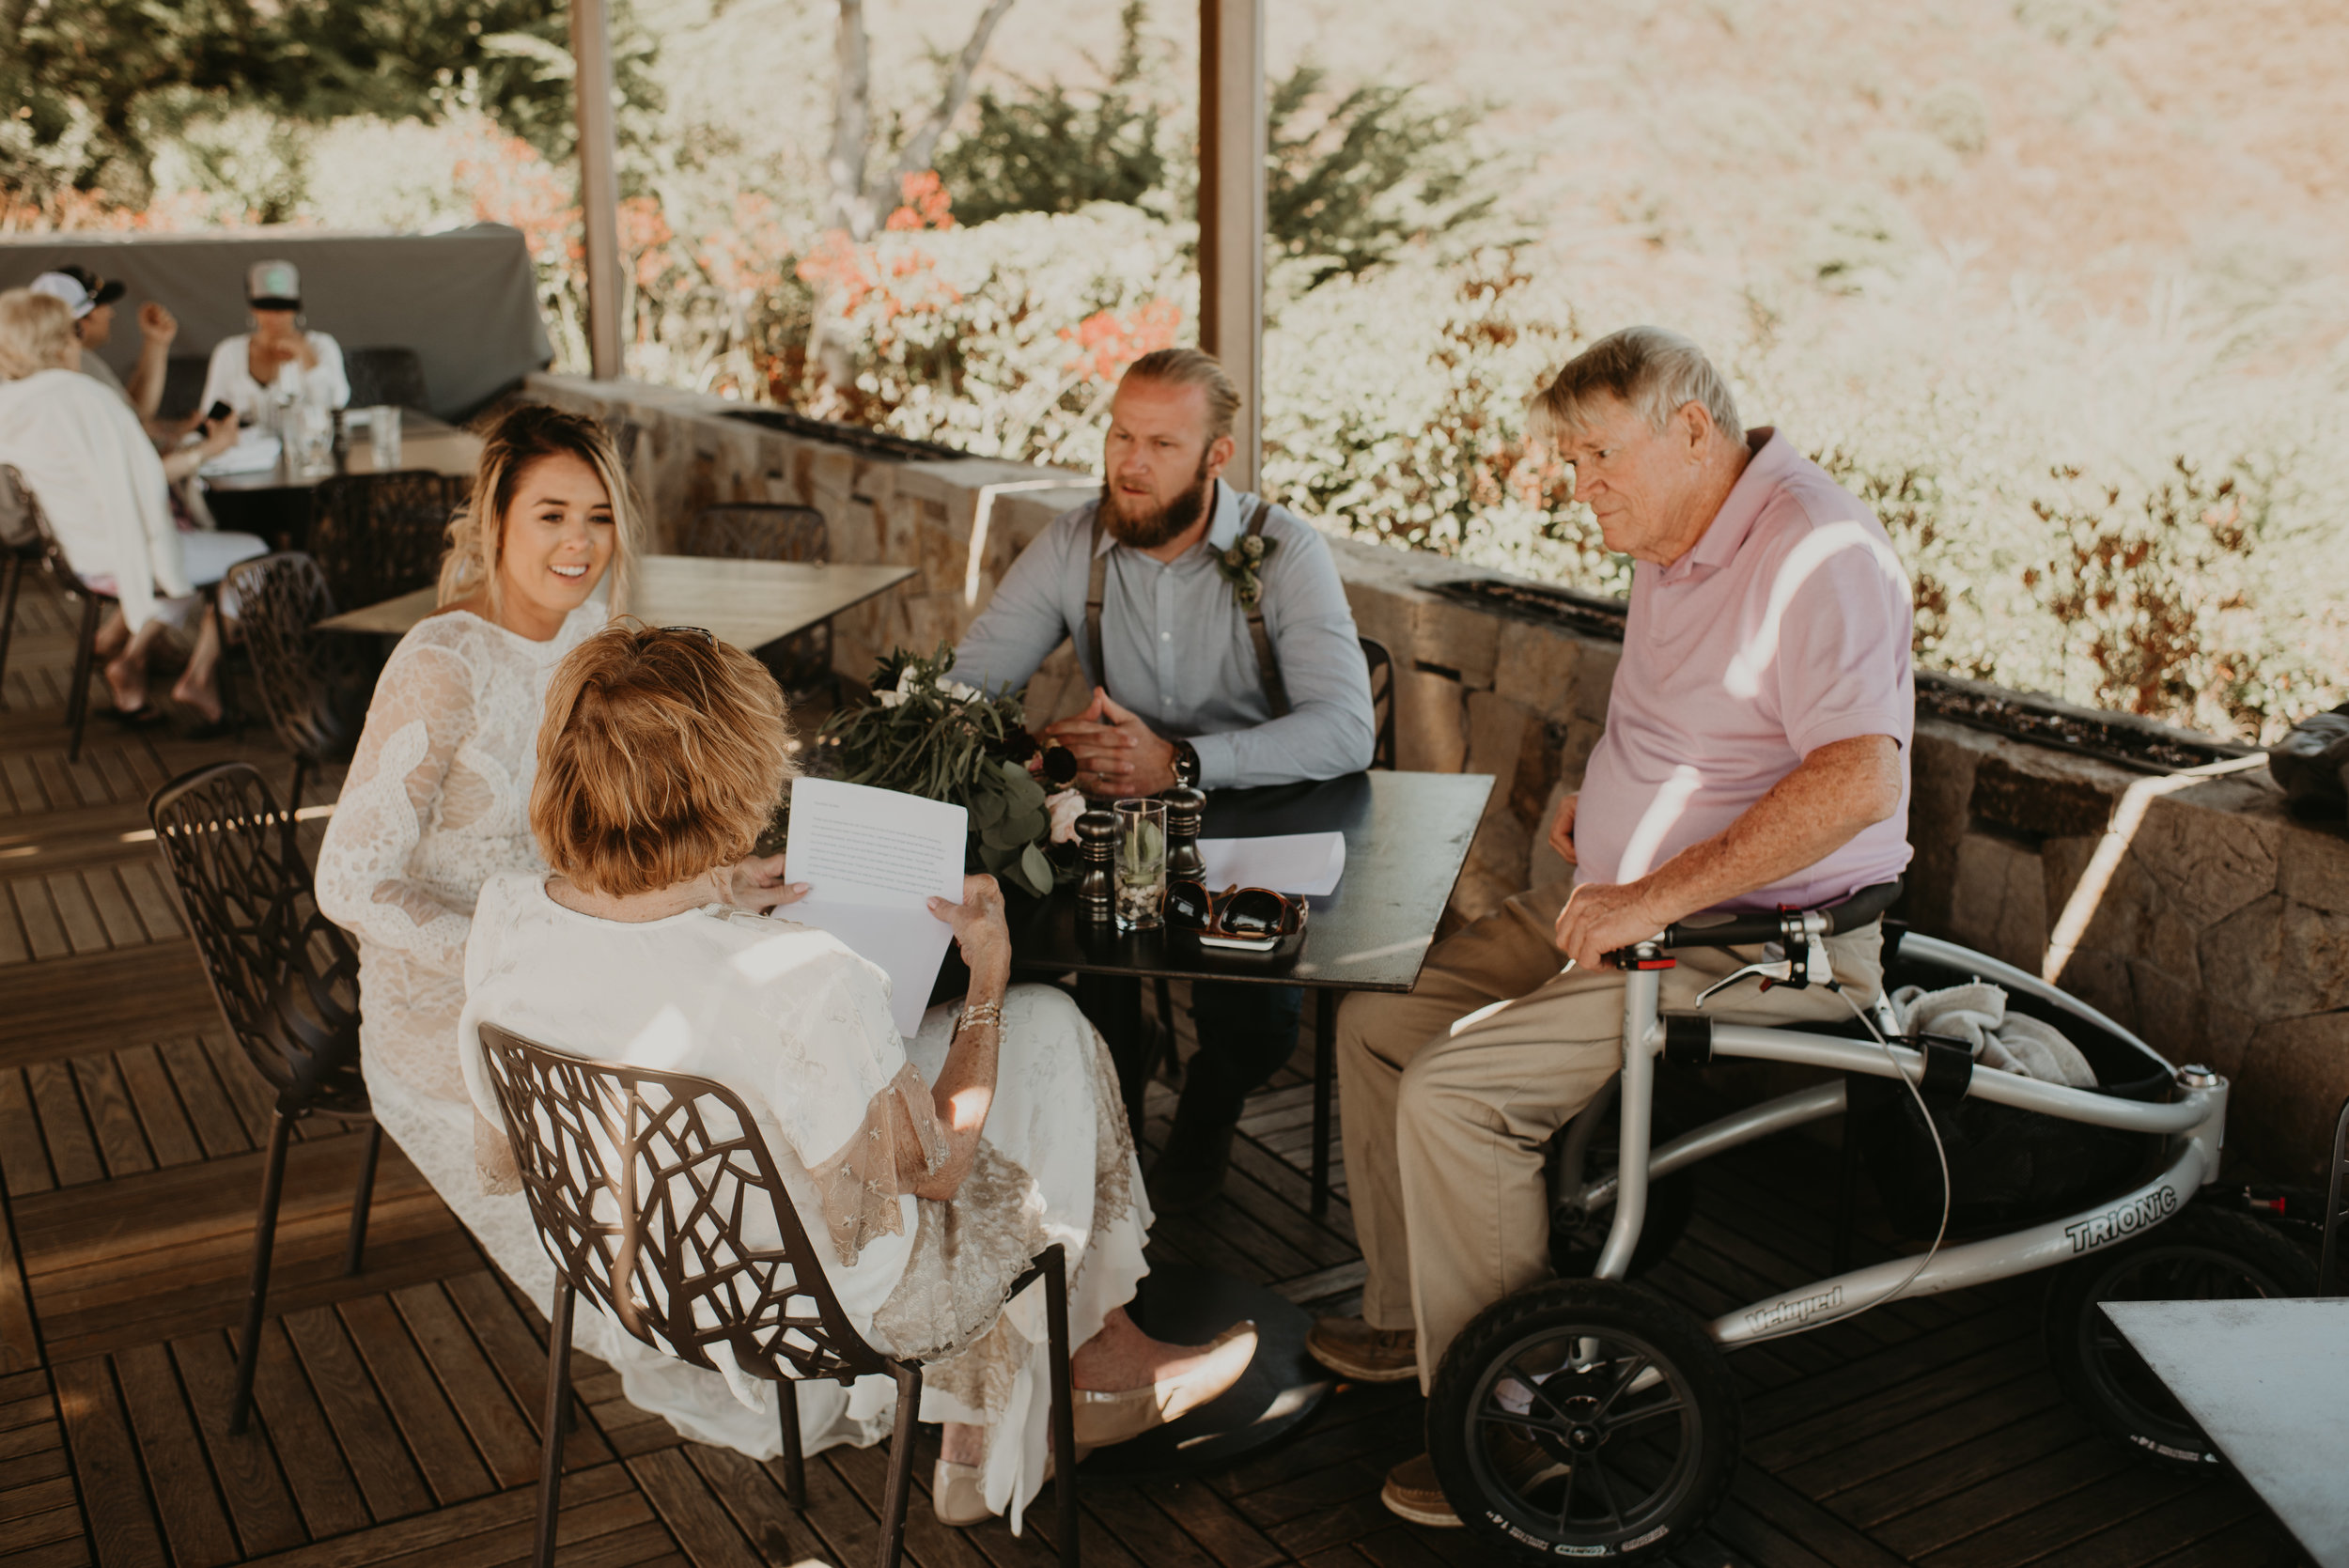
[
  {"x1": 1198, "y1": 0, "x2": 1265, "y2": 490},
  {"x1": 570, "y1": 0, "x2": 625, "y2": 380}
]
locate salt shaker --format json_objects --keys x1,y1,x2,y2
[
  {"x1": 1162, "y1": 786, "x2": 1206, "y2": 882},
  {"x1": 1075, "y1": 810, "x2": 1119, "y2": 923}
]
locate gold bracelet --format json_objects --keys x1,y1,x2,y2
[{"x1": 957, "y1": 1000, "x2": 1003, "y2": 1035}]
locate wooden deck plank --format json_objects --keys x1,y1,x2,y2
[
  {"x1": 113, "y1": 1046, "x2": 204, "y2": 1170},
  {"x1": 80, "y1": 870, "x2": 147, "y2": 951},
  {"x1": 70, "y1": 1057, "x2": 154, "y2": 1180},
  {"x1": 0, "y1": 945, "x2": 218, "y2": 1070},
  {"x1": 39, "y1": 877, "x2": 107, "y2": 957},
  {"x1": 0, "y1": 1193, "x2": 39, "y2": 1377},
  {"x1": 227, "y1": 1462, "x2": 643, "y2": 1568},
  {"x1": 677, "y1": 1446, "x2": 837, "y2": 1568},
  {"x1": 156, "y1": 1038, "x2": 253, "y2": 1160},
  {"x1": 388, "y1": 1282, "x2": 543, "y2": 1490},
  {"x1": 624, "y1": 1449, "x2": 764, "y2": 1568},
  {"x1": 245, "y1": 1319, "x2": 371, "y2": 1542},
  {"x1": 438, "y1": 1269, "x2": 616, "y2": 1471},
  {"x1": 334, "y1": 1295, "x2": 496, "y2": 1507},
  {"x1": 0, "y1": 1069, "x2": 55, "y2": 1196},
  {"x1": 278, "y1": 1304, "x2": 437, "y2": 1523},
  {"x1": 0, "y1": 1508, "x2": 85, "y2": 1558},
  {"x1": 111, "y1": 1342, "x2": 241, "y2": 1568},
  {"x1": 117, "y1": 862, "x2": 182, "y2": 943},
  {"x1": 171, "y1": 1330, "x2": 310, "y2": 1559},
  {"x1": 51, "y1": 1358, "x2": 168, "y2": 1568},
  {"x1": 1831, "y1": 1405, "x2": 2084, "y2": 1529},
  {"x1": 22, "y1": 1064, "x2": 100, "y2": 1189},
  {"x1": 11, "y1": 882, "x2": 69, "y2": 963}
]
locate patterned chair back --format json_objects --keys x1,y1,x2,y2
[
  {"x1": 148, "y1": 763, "x2": 366, "y2": 1118},
  {"x1": 475, "y1": 1022, "x2": 886, "y2": 1387}
]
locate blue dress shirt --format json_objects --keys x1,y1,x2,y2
[{"x1": 953, "y1": 481, "x2": 1376, "y2": 788}]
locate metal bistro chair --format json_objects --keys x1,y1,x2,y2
[
  {"x1": 677, "y1": 503, "x2": 835, "y2": 697},
  {"x1": 226, "y1": 552, "x2": 376, "y2": 811},
  {"x1": 0, "y1": 464, "x2": 47, "y2": 712},
  {"x1": 476, "y1": 1023, "x2": 1081, "y2": 1568},
  {"x1": 45, "y1": 535, "x2": 122, "y2": 766},
  {"x1": 148, "y1": 762, "x2": 382, "y2": 1435},
  {"x1": 308, "y1": 470, "x2": 467, "y2": 613},
  {"x1": 1359, "y1": 634, "x2": 1396, "y2": 771}
]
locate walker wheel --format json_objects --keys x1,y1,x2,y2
[
  {"x1": 2043, "y1": 1203, "x2": 2316, "y2": 1469},
  {"x1": 1428, "y1": 1279, "x2": 1738, "y2": 1562}
]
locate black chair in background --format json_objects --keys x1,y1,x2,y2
[
  {"x1": 309, "y1": 470, "x2": 467, "y2": 612},
  {"x1": 345, "y1": 347, "x2": 430, "y2": 412},
  {"x1": 476, "y1": 1023, "x2": 1081, "y2": 1568},
  {"x1": 677, "y1": 503, "x2": 835, "y2": 697},
  {"x1": 159, "y1": 353, "x2": 210, "y2": 423},
  {"x1": 46, "y1": 537, "x2": 120, "y2": 765},
  {"x1": 1359, "y1": 635, "x2": 1397, "y2": 771},
  {"x1": 226, "y1": 552, "x2": 375, "y2": 810},
  {"x1": 148, "y1": 762, "x2": 381, "y2": 1435}
]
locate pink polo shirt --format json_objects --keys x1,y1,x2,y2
[{"x1": 1573, "y1": 429, "x2": 1914, "y2": 913}]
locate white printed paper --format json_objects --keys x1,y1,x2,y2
[
  {"x1": 1195, "y1": 831, "x2": 1346, "y2": 897},
  {"x1": 783, "y1": 779, "x2": 968, "y2": 1037}
]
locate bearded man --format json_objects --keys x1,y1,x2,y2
[{"x1": 954, "y1": 347, "x2": 1377, "y2": 1211}]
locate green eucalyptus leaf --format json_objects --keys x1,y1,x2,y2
[{"x1": 1018, "y1": 842, "x2": 1053, "y2": 896}]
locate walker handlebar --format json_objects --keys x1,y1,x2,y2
[{"x1": 1640, "y1": 880, "x2": 1904, "y2": 957}]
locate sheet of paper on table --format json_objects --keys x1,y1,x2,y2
[
  {"x1": 1196, "y1": 831, "x2": 1346, "y2": 896},
  {"x1": 200, "y1": 432, "x2": 282, "y2": 477},
  {"x1": 781, "y1": 779, "x2": 968, "y2": 1038}
]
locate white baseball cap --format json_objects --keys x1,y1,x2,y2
[{"x1": 28, "y1": 272, "x2": 97, "y2": 319}]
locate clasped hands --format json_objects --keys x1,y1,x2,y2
[
  {"x1": 1545, "y1": 791, "x2": 1676, "y2": 971},
  {"x1": 1038, "y1": 686, "x2": 1179, "y2": 797}
]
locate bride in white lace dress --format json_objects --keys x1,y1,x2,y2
[
  {"x1": 460, "y1": 625, "x2": 1258, "y2": 1529},
  {"x1": 314, "y1": 407, "x2": 889, "y2": 1451}
]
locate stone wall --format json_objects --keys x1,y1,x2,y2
[{"x1": 529, "y1": 373, "x2": 2349, "y2": 1179}]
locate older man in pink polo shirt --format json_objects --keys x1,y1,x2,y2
[{"x1": 1313, "y1": 326, "x2": 1914, "y2": 1528}]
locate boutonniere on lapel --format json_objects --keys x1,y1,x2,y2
[{"x1": 1216, "y1": 532, "x2": 1278, "y2": 607}]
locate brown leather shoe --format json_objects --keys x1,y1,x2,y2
[
  {"x1": 1305, "y1": 1315, "x2": 1419, "y2": 1383},
  {"x1": 1381, "y1": 1453, "x2": 1460, "y2": 1528}
]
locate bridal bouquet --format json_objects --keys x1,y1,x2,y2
[{"x1": 817, "y1": 644, "x2": 1083, "y2": 896}]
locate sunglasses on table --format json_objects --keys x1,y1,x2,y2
[{"x1": 1166, "y1": 880, "x2": 1308, "y2": 939}]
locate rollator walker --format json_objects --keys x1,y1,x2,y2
[{"x1": 1427, "y1": 882, "x2": 2318, "y2": 1561}]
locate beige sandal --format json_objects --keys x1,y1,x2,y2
[{"x1": 1071, "y1": 1321, "x2": 1259, "y2": 1448}]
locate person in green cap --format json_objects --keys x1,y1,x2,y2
[{"x1": 196, "y1": 258, "x2": 350, "y2": 423}]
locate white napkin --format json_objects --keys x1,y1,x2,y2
[{"x1": 1195, "y1": 831, "x2": 1346, "y2": 896}]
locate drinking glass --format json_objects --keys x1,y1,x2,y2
[
  {"x1": 293, "y1": 403, "x2": 335, "y2": 478},
  {"x1": 1113, "y1": 798, "x2": 1166, "y2": 932},
  {"x1": 370, "y1": 404, "x2": 402, "y2": 469}
]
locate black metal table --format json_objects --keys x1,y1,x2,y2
[{"x1": 1004, "y1": 769, "x2": 1496, "y2": 1216}]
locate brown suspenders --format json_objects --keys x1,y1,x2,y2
[{"x1": 1085, "y1": 496, "x2": 1291, "y2": 719}]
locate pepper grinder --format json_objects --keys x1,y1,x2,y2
[
  {"x1": 1075, "y1": 810, "x2": 1119, "y2": 923},
  {"x1": 1162, "y1": 786, "x2": 1206, "y2": 882}
]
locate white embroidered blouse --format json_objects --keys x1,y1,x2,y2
[{"x1": 315, "y1": 603, "x2": 605, "y2": 1101}]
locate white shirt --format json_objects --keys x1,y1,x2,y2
[{"x1": 198, "y1": 331, "x2": 350, "y2": 422}]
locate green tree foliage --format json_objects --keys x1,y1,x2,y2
[
  {"x1": 933, "y1": 1, "x2": 1497, "y2": 287},
  {"x1": 2, "y1": 0, "x2": 658, "y2": 205}
]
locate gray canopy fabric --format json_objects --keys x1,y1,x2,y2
[{"x1": 0, "y1": 225, "x2": 552, "y2": 422}]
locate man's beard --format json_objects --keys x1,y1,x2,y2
[{"x1": 1101, "y1": 453, "x2": 1215, "y2": 549}]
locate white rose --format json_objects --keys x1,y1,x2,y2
[
  {"x1": 941, "y1": 678, "x2": 979, "y2": 702},
  {"x1": 1045, "y1": 788, "x2": 1086, "y2": 844},
  {"x1": 876, "y1": 689, "x2": 905, "y2": 708}
]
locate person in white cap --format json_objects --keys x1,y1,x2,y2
[
  {"x1": 196, "y1": 258, "x2": 349, "y2": 424},
  {"x1": 27, "y1": 264, "x2": 177, "y2": 427},
  {"x1": 28, "y1": 266, "x2": 238, "y2": 479}
]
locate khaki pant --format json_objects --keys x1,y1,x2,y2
[{"x1": 1337, "y1": 878, "x2": 1884, "y2": 1388}]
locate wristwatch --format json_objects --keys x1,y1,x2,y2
[{"x1": 1171, "y1": 738, "x2": 1202, "y2": 788}]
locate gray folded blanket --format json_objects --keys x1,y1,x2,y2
[{"x1": 1887, "y1": 983, "x2": 2098, "y2": 1089}]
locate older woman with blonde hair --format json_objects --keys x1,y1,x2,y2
[
  {"x1": 0, "y1": 287, "x2": 263, "y2": 724},
  {"x1": 457, "y1": 624, "x2": 1255, "y2": 1529}
]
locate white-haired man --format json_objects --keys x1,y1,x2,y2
[
  {"x1": 1310, "y1": 326, "x2": 1916, "y2": 1527},
  {"x1": 954, "y1": 347, "x2": 1377, "y2": 1212}
]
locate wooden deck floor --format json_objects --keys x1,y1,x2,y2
[{"x1": 0, "y1": 574, "x2": 2309, "y2": 1568}]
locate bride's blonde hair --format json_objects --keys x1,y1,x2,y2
[{"x1": 439, "y1": 404, "x2": 643, "y2": 616}]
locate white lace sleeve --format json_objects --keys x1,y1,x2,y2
[
  {"x1": 316, "y1": 637, "x2": 477, "y2": 977},
  {"x1": 803, "y1": 1063, "x2": 950, "y2": 1267}
]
